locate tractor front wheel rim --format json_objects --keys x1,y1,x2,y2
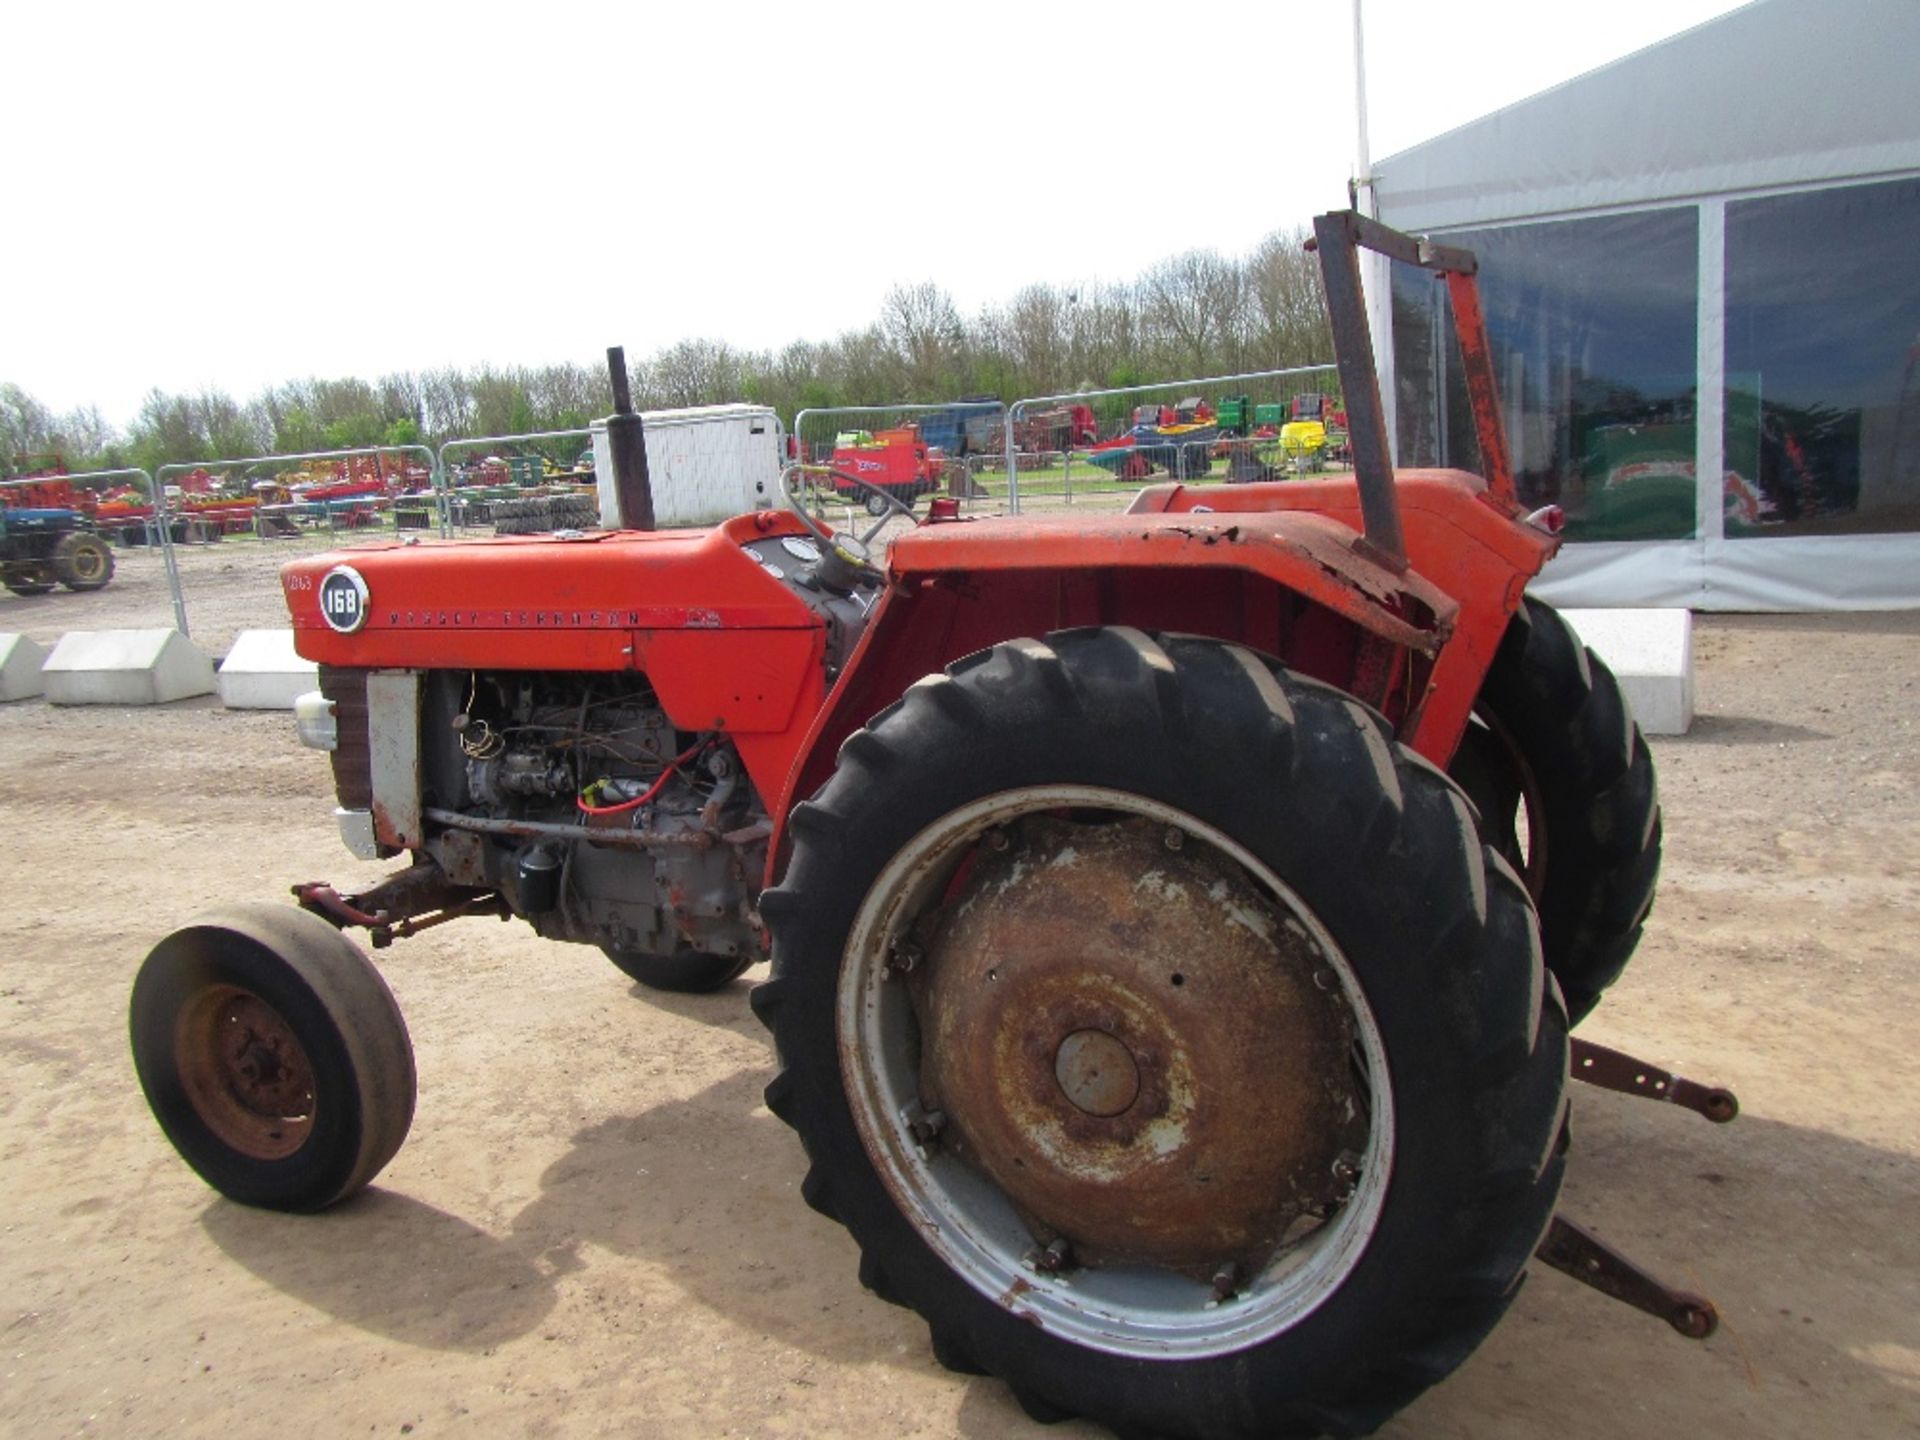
[{"x1": 175, "y1": 985, "x2": 317, "y2": 1160}]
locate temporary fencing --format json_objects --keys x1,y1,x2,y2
[
  {"x1": 1004, "y1": 365, "x2": 1347, "y2": 514},
  {"x1": 70, "y1": 368, "x2": 1356, "y2": 648},
  {"x1": 792, "y1": 401, "x2": 1006, "y2": 517},
  {"x1": 436, "y1": 428, "x2": 594, "y2": 537}
]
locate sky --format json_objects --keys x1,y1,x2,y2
[{"x1": 2, "y1": 0, "x2": 1756, "y2": 429}]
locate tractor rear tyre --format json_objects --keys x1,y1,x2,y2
[
  {"x1": 601, "y1": 946, "x2": 753, "y2": 993},
  {"x1": 130, "y1": 903, "x2": 416, "y2": 1211},
  {"x1": 1450, "y1": 596, "x2": 1662, "y2": 1024},
  {"x1": 492, "y1": 497, "x2": 553, "y2": 535},
  {"x1": 755, "y1": 628, "x2": 1567, "y2": 1440},
  {"x1": 52, "y1": 531, "x2": 114, "y2": 590},
  {"x1": 549, "y1": 493, "x2": 598, "y2": 529}
]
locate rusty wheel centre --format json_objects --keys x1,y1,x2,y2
[
  {"x1": 914, "y1": 817, "x2": 1359, "y2": 1272},
  {"x1": 175, "y1": 986, "x2": 316, "y2": 1161},
  {"x1": 839, "y1": 787, "x2": 1395, "y2": 1358}
]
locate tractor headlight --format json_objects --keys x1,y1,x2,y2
[{"x1": 293, "y1": 690, "x2": 337, "y2": 751}]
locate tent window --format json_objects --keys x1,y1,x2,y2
[
  {"x1": 1724, "y1": 176, "x2": 1920, "y2": 538},
  {"x1": 1391, "y1": 208, "x2": 1699, "y2": 541}
]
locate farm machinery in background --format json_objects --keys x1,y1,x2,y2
[
  {"x1": 1006, "y1": 402, "x2": 1100, "y2": 455},
  {"x1": 1086, "y1": 396, "x2": 1220, "y2": 479},
  {"x1": 823, "y1": 426, "x2": 951, "y2": 514},
  {"x1": 913, "y1": 399, "x2": 1005, "y2": 458},
  {"x1": 131, "y1": 211, "x2": 1733, "y2": 1440},
  {"x1": 0, "y1": 461, "x2": 115, "y2": 595},
  {"x1": 92, "y1": 467, "x2": 277, "y2": 543},
  {"x1": 1081, "y1": 392, "x2": 1354, "y2": 484},
  {"x1": 1278, "y1": 391, "x2": 1351, "y2": 472}
]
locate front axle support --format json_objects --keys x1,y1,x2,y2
[{"x1": 294, "y1": 862, "x2": 504, "y2": 949}]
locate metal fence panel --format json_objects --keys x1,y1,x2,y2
[
  {"x1": 438, "y1": 428, "x2": 595, "y2": 536},
  {"x1": 1005, "y1": 366, "x2": 1347, "y2": 513}
]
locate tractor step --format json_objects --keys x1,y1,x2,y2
[
  {"x1": 1569, "y1": 1037, "x2": 1740, "y2": 1122},
  {"x1": 1536, "y1": 1215, "x2": 1719, "y2": 1339}
]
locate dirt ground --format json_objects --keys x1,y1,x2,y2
[{"x1": 1, "y1": 539, "x2": 1916, "y2": 1439}]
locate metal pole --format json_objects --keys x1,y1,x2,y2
[
  {"x1": 1006, "y1": 405, "x2": 1021, "y2": 515},
  {"x1": 150, "y1": 471, "x2": 187, "y2": 633},
  {"x1": 1351, "y1": 0, "x2": 1373, "y2": 213}
]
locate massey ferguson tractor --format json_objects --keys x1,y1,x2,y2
[{"x1": 131, "y1": 213, "x2": 1734, "y2": 1439}]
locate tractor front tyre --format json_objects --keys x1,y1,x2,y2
[
  {"x1": 130, "y1": 903, "x2": 416, "y2": 1211},
  {"x1": 4, "y1": 561, "x2": 58, "y2": 596},
  {"x1": 52, "y1": 532, "x2": 115, "y2": 591},
  {"x1": 754, "y1": 629, "x2": 1567, "y2": 1440},
  {"x1": 601, "y1": 946, "x2": 753, "y2": 994},
  {"x1": 1450, "y1": 596, "x2": 1662, "y2": 1024}
]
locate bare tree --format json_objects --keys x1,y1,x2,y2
[
  {"x1": 1140, "y1": 250, "x2": 1245, "y2": 375},
  {"x1": 1, "y1": 383, "x2": 59, "y2": 469},
  {"x1": 1247, "y1": 230, "x2": 1332, "y2": 370},
  {"x1": 648, "y1": 339, "x2": 744, "y2": 409},
  {"x1": 881, "y1": 282, "x2": 964, "y2": 397}
]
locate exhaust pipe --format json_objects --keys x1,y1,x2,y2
[{"x1": 603, "y1": 345, "x2": 654, "y2": 532}]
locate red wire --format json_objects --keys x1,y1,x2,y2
[{"x1": 576, "y1": 740, "x2": 708, "y2": 816}]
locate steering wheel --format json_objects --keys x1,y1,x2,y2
[{"x1": 781, "y1": 464, "x2": 916, "y2": 553}]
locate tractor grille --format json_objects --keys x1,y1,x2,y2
[{"x1": 318, "y1": 665, "x2": 372, "y2": 810}]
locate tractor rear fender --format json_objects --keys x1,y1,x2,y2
[
  {"x1": 1130, "y1": 467, "x2": 1561, "y2": 764},
  {"x1": 768, "y1": 508, "x2": 1460, "y2": 880}
]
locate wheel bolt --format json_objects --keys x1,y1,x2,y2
[
  {"x1": 887, "y1": 938, "x2": 923, "y2": 978},
  {"x1": 1026, "y1": 1238, "x2": 1073, "y2": 1274},
  {"x1": 908, "y1": 1108, "x2": 946, "y2": 1144},
  {"x1": 1330, "y1": 1150, "x2": 1362, "y2": 1202},
  {"x1": 1210, "y1": 1263, "x2": 1240, "y2": 1302},
  {"x1": 984, "y1": 827, "x2": 1011, "y2": 853},
  {"x1": 1163, "y1": 826, "x2": 1185, "y2": 852}
]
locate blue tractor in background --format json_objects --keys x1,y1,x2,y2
[{"x1": 1, "y1": 470, "x2": 116, "y2": 597}]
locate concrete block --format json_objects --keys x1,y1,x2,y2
[
  {"x1": 1, "y1": 633, "x2": 49, "y2": 702},
  {"x1": 42, "y1": 628, "x2": 216, "y2": 706},
  {"x1": 1561, "y1": 608, "x2": 1693, "y2": 736},
  {"x1": 218, "y1": 628, "x2": 318, "y2": 710}
]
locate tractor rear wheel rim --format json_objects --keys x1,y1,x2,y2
[
  {"x1": 837, "y1": 785, "x2": 1394, "y2": 1359},
  {"x1": 175, "y1": 985, "x2": 317, "y2": 1161}
]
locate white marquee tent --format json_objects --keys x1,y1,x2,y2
[{"x1": 1370, "y1": 0, "x2": 1920, "y2": 609}]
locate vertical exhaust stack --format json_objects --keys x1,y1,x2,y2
[{"x1": 603, "y1": 346, "x2": 655, "y2": 532}]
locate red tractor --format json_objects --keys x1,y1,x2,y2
[{"x1": 130, "y1": 213, "x2": 1727, "y2": 1440}]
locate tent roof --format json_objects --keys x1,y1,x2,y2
[{"x1": 1373, "y1": 0, "x2": 1920, "y2": 231}]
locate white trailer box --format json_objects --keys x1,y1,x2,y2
[{"x1": 591, "y1": 404, "x2": 784, "y2": 529}]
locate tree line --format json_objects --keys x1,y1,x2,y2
[{"x1": 2, "y1": 227, "x2": 1331, "y2": 480}]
